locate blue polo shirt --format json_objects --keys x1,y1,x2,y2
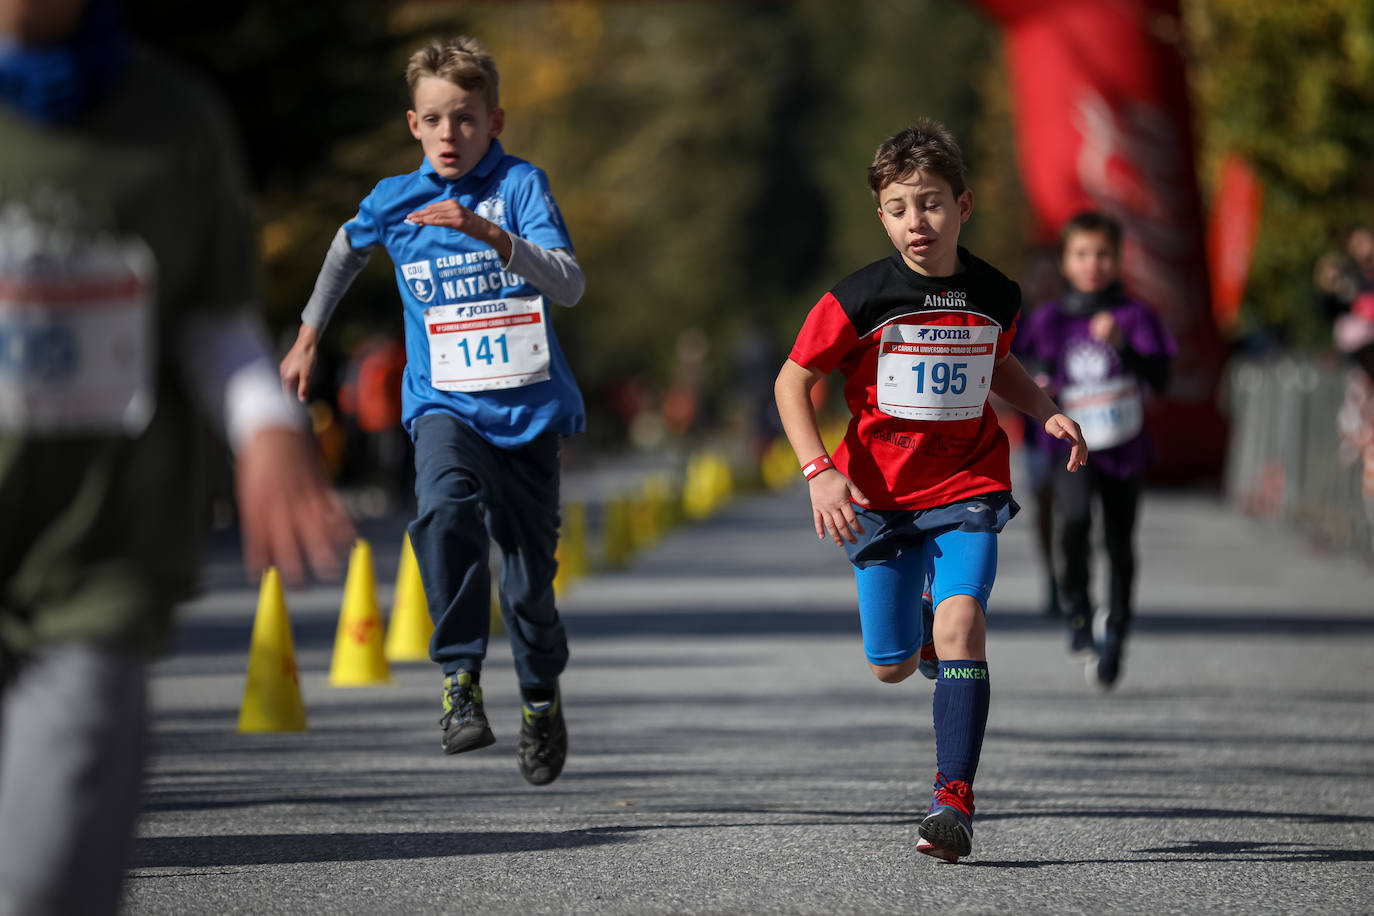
[{"x1": 343, "y1": 140, "x2": 585, "y2": 447}]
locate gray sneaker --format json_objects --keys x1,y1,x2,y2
[
  {"x1": 516, "y1": 691, "x2": 567, "y2": 786},
  {"x1": 440, "y1": 672, "x2": 496, "y2": 755}
]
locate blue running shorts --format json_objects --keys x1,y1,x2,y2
[{"x1": 843, "y1": 492, "x2": 1017, "y2": 666}]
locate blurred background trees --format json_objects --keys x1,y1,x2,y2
[
  {"x1": 1184, "y1": 0, "x2": 1374, "y2": 349},
  {"x1": 125, "y1": 0, "x2": 1373, "y2": 447}
]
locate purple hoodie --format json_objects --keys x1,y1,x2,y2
[{"x1": 1017, "y1": 292, "x2": 1176, "y2": 478}]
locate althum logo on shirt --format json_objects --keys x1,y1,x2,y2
[
  {"x1": 924, "y1": 291, "x2": 967, "y2": 308},
  {"x1": 942, "y1": 666, "x2": 988, "y2": 680}
]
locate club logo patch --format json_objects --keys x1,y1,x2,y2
[
  {"x1": 474, "y1": 195, "x2": 507, "y2": 228},
  {"x1": 402, "y1": 260, "x2": 436, "y2": 303}
]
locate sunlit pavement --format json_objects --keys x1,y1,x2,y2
[{"x1": 127, "y1": 468, "x2": 1374, "y2": 915}]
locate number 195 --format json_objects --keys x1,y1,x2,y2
[{"x1": 912, "y1": 360, "x2": 967, "y2": 395}]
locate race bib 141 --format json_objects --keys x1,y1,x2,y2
[{"x1": 425, "y1": 294, "x2": 551, "y2": 393}]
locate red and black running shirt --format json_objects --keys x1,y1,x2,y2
[{"x1": 788, "y1": 247, "x2": 1021, "y2": 511}]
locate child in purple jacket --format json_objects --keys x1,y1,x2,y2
[{"x1": 1018, "y1": 212, "x2": 1176, "y2": 689}]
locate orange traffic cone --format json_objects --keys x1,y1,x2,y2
[{"x1": 238, "y1": 568, "x2": 307, "y2": 731}]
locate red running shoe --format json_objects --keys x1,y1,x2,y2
[{"x1": 916, "y1": 772, "x2": 975, "y2": 862}]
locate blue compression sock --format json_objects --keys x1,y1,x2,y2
[{"x1": 932, "y1": 659, "x2": 990, "y2": 784}]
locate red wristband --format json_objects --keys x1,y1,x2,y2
[{"x1": 801, "y1": 454, "x2": 834, "y2": 480}]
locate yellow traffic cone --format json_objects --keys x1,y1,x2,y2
[
  {"x1": 562, "y1": 502, "x2": 590, "y2": 578},
  {"x1": 238, "y1": 568, "x2": 307, "y2": 732},
  {"x1": 682, "y1": 453, "x2": 711, "y2": 520},
  {"x1": 629, "y1": 494, "x2": 659, "y2": 550},
  {"x1": 660, "y1": 475, "x2": 684, "y2": 529},
  {"x1": 490, "y1": 580, "x2": 505, "y2": 636},
  {"x1": 385, "y1": 532, "x2": 433, "y2": 663},
  {"x1": 711, "y1": 453, "x2": 734, "y2": 509},
  {"x1": 761, "y1": 437, "x2": 796, "y2": 491},
  {"x1": 602, "y1": 496, "x2": 634, "y2": 568},
  {"x1": 554, "y1": 502, "x2": 590, "y2": 598},
  {"x1": 330, "y1": 539, "x2": 392, "y2": 686}
]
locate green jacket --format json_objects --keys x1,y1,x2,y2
[{"x1": 0, "y1": 45, "x2": 257, "y2": 655}]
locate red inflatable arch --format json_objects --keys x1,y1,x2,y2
[{"x1": 976, "y1": 0, "x2": 1228, "y2": 480}]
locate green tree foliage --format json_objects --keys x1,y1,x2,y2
[
  {"x1": 126, "y1": 0, "x2": 440, "y2": 361},
  {"x1": 1184, "y1": 0, "x2": 1374, "y2": 345},
  {"x1": 452, "y1": 0, "x2": 996, "y2": 436}
]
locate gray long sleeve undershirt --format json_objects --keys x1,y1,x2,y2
[{"x1": 300, "y1": 227, "x2": 585, "y2": 331}]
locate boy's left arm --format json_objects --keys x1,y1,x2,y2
[
  {"x1": 505, "y1": 234, "x2": 585, "y2": 307},
  {"x1": 991, "y1": 353, "x2": 1088, "y2": 471}
]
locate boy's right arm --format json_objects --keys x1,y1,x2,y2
[
  {"x1": 280, "y1": 323, "x2": 322, "y2": 403},
  {"x1": 280, "y1": 227, "x2": 373, "y2": 402},
  {"x1": 775, "y1": 358, "x2": 869, "y2": 545}
]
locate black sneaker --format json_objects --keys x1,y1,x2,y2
[
  {"x1": 516, "y1": 691, "x2": 567, "y2": 786},
  {"x1": 1043, "y1": 582, "x2": 1063, "y2": 618},
  {"x1": 1067, "y1": 614, "x2": 1095, "y2": 659},
  {"x1": 1092, "y1": 632, "x2": 1124, "y2": 691},
  {"x1": 440, "y1": 672, "x2": 496, "y2": 755}
]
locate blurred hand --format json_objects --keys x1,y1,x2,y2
[
  {"x1": 405, "y1": 201, "x2": 511, "y2": 260},
  {"x1": 234, "y1": 426, "x2": 355, "y2": 586},
  {"x1": 1045, "y1": 413, "x2": 1088, "y2": 472},
  {"x1": 1089, "y1": 311, "x2": 1123, "y2": 347},
  {"x1": 280, "y1": 324, "x2": 320, "y2": 403},
  {"x1": 408, "y1": 200, "x2": 485, "y2": 237},
  {"x1": 808, "y1": 469, "x2": 870, "y2": 546}
]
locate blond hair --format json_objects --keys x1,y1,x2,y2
[{"x1": 406, "y1": 36, "x2": 500, "y2": 110}]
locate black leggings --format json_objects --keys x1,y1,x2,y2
[{"x1": 1053, "y1": 463, "x2": 1142, "y2": 637}]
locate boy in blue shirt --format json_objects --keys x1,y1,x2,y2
[{"x1": 280, "y1": 36, "x2": 585, "y2": 786}]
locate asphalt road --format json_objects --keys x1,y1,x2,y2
[{"x1": 124, "y1": 473, "x2": 1374, "y2": 915}]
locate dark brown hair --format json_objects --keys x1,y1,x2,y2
[
  {"x1": 1059, "y1": 211, "x2": 1123, "y2": 255},
  {"x1": 867, "y1": 118, "x2": 967, "y2": 199}
]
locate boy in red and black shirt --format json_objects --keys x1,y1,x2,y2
[{"x1": 775, "y1": 119, "x2": 1087, "y2": 863}]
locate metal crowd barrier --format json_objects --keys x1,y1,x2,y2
[{"x1": 1223, "y1": 355, "x2": 1374, "y2": 560}]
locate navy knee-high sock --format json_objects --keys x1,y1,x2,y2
[{"x1": 932, "y1": 659, "x2": 990, "y2": 785}]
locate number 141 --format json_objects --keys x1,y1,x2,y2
[{"x1": 456, "y1": 333, "x2": 509, "y2": 366}]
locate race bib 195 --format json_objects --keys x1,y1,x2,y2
[
  {"x1": 425, "y1": 294, "x2": 551, "y2": 393},
  {"x1": 876, "y1": 322, "x2": 998, "y2": 421}
]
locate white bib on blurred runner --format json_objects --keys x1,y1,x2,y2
[
  {"x1": 876, "y1": 322, "x2": 997, "y2": 421},
  {"x1": 1061, "y1": 376, "x2": 1143, "y2": 449},
  {"x1": 425, "y1": 294, "x2": 550, "y2": 392},
  {"x1": 0, "y1": 241, "x2": 156, "y2": 436}
]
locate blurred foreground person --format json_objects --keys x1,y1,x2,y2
[{"x1": 0, "y1": 1, "x2": 353, "y2": 913}]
